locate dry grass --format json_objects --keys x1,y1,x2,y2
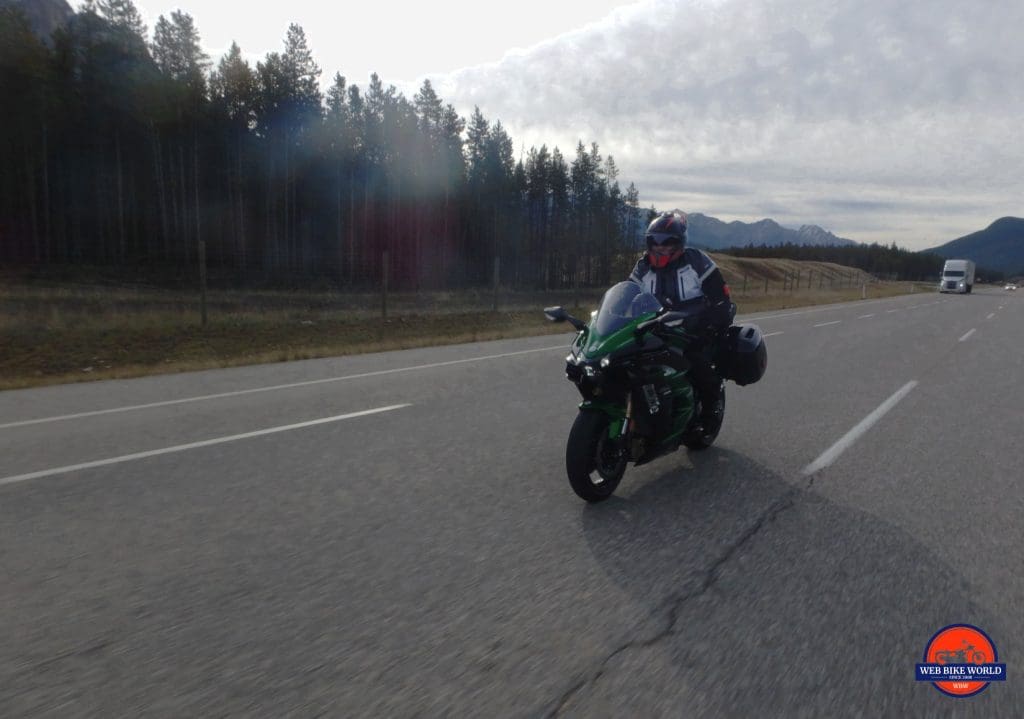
[
  {"x1": 0, "y1": 306, "x2": 578, "y2": 390},
  {"x1": 0, "y1": 261, "x2": 928, "y2": 390}
]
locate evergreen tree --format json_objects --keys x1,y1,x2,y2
[
  {"x1": 210, "y1": 42, "x2": 256, "y2": 128},
  {"x1": 151, "y1": 11, "x2": 208, "y2": 97},
  {"x1": 96, "y1": 0, "x2": 147, "y2": 53},
  {"x1": 151, "y1": 10, "x2": 209, "y2": 264},
  {"x1": 0, "y1": 5, "x2": 50, "y2": 261},
  {"x1": 0, "y1": 3, "x2": 644, "y2": 291},
  {"x1": 465, "y1": 106, "x2": 490, "y2": 188},
  {"x1": 210, "y1": 42, "x2": 257, "y2": 269}
]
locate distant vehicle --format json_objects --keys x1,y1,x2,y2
[
  {"x1": 1006, "y1": 283, "x2": 1018, "y2": 291},
  {"x1": 939, "y1": 259, "x2": 975, "y2": 294}
]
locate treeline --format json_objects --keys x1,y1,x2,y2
[
  {"x1": 718, "y1": 242, "x2": 986, "y2": 281},
  {"x1": 0, "y1": 1, "x2": 642, "y2": 290}
]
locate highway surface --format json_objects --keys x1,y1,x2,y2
[{"x1": 2, "y1": 287, "x2": 1022, "y2": 717}]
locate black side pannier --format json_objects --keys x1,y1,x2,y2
[{"x1": 715, "y1": 324, "x2": 767, "y2": 386}]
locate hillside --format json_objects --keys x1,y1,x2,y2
[
  {"x1": 708, "y1": 253, "x2": 872, "y2": 287},
  {"x1": 925, "y1": 217, "x2": 1024, "y2": 275}
]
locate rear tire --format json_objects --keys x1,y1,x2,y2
[{"x1": 566, "y1": 411, "x2": 626, "y2": 503}]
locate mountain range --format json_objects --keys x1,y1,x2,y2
[
  {"x1": 680, "y1": 212, "x2": 857, "y2": 250},
  {"x1": 925, "y1": 217, "x2": 1024, "y2": 275}
]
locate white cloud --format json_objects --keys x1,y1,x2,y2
[
  {"x1": 432, "y1": 0, "x2": 1024, "y2": 248},
  {"x1": 81, "y1": 1, "x2": 644, "y2": 87}
]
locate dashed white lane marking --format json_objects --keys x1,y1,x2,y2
[
  {"x1": 886, "y1": 309, "x2": 900, "y2": 313},
  {"x1": 987, "y1": 313, "x2": 996, "y2": 320},
  {"x1": 803, "y1": 382, "x2": 918, "y2": 475},
  {"x1": 814, "y1": 321, "x2": 842, "y2": 327},
  {"x1": 763, "y1": 332, "x2": 784, "y2": 338},
  {"x1": 744, "y1": 296, "x2": 923, "y2": 322},
  {"x1": 0, "y1": 405, "x2": 412, "y2": 487},
  {"x1": 959, "y1": 329, "x2": 976, "y2": 342},
  {"x1": 858, "y1": 314, "x2": 875, "y2": 319},
  {"x1": 0, "y1": 346, "x2": 566, "y2": 430}
]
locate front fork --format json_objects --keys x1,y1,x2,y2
[{"x1": 580, "y1": 395, "x2": 635, "y2": 459}]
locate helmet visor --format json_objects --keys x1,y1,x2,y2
[{"x1": 646, "y1": 233, "x2": 682, "y2": 250}]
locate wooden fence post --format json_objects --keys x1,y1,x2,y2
[
  {"x1": 198, "y1": 240, "x2": 208, "y2": 327},
  {"x1": 492, "y1": 256, "x2": 500, "y2": 312},
  {"x1": 382, "y1": 250, "x2": 389, "y2": 318}
]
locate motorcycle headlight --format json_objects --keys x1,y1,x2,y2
[
  {"x1": 600, "y1": 357, "x2": 611, "y2": 368},
  {"x1": 583, "y1": 365, "x2": 597, "y2": 378}
]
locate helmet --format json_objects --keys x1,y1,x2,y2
[{"x1": 646, "y1": 211, "x2": 687, "y2": 268}]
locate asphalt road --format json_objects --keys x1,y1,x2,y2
[{"x1": 2, "y1": 287, "x2": 1022, "y2": 717}]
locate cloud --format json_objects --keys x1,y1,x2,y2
[{"x1": 432, "y1": 0, "x2": 1024, "y2": 248}]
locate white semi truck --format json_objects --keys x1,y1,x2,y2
[{"x1": 939, "y1": 259, "x2": 975, "y2": 294}]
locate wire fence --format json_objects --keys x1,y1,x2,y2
[{"x1": 3, "y1": 249, "x2": 913, "y2": 330}]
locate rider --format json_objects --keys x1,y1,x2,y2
[{"x1": 630, "y1": 211, "x2": 734, "y2": 430}]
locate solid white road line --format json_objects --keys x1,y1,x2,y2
[
  {"x1": 959, "y1": 329, "x2": 976, "y2": 342},
  {"x1": 0, "y1": 346, "x2": 566, "y2": 430},
  {"x1": 0, "y1": 405, "x2": 411, "y2": 486},
  {"x1": 802, "y1": 382, "x2": 918, "y2": 475},
  {"x1": 858, "y1": 314, "x2": 875, "y2": 319},
  {"x1": 763, "y1": 331, "x2": 784, "y2": 338},
  {"x1": 814, "y1": 321, "x2": 842, "y2": 327}
]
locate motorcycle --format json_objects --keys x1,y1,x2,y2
[
  {"x1": 935, "y1": 641, "x2": 987, "y2": 665},
  {"x1": 545, "y1": 281, "x2": 766, "y2": 502}
]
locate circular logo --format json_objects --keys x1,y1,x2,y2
[{"x1": 920, "y1": 624, "x2": 1001, "y2": 697}]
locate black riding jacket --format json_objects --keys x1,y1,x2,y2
[{"x1": 629, "y1": 247, "x2": 733, "y2": 331}]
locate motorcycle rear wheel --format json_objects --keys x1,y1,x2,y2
[{"x1": 566, "y1": 411, "x2": 627, "y2": 502}]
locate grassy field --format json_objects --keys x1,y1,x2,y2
[{"x1": 0, "y1": 257, "x2": 931, "y2": 390}]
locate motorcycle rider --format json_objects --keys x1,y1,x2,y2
[{"x1": 630, "y1": 211, "x2": 733, "y2": 431}]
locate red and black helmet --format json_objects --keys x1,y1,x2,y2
[{"x1": 646, "y1": 211, "x2": 687, "y2": 268}]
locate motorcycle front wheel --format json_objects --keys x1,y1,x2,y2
[{"x1": 565, "y1": 411, "x2": 627, "y2": 503}]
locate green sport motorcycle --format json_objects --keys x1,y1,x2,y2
[{"x1": 545, "y1": 281, "x2": 766, "y2": 503}]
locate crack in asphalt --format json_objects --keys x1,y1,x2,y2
[{"x1": 546, "y1": 489, "x2": 801, "y2": 717}]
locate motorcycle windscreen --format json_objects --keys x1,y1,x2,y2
[{"x1": 594, "y1": 282, "x2": 663, "y2": 336}]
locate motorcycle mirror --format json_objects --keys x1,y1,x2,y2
[
  {"x1": 543, "y1": 306, "x2": 567, "y2": 323},
  {"x1": 546, "y1": 306, "x2": 588, "y2": 331}
]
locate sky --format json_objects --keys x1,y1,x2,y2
[{"x1": 75, "y1": 0, "x2": 1024, "y2": 250}]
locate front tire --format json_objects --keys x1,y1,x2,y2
[{"x1": 566, "y1": 411, "x2": 626, "y2": 502}]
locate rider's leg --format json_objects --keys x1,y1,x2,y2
[{"x1": 684, "y1": 350, "x2": 723, "y2": 426}]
